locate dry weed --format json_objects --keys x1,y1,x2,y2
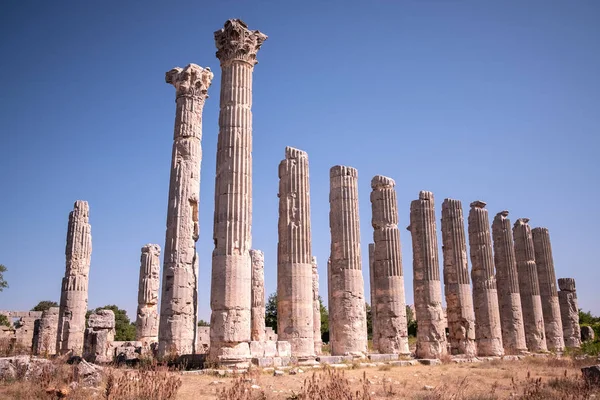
[
  {"x1": 216, "y1": 374, "x2": 266, "y2": 400},
  {"x1": 104, "y1": 366, "x2": 181, "y2": 400},
  {"x1": 290, "y1": 369, "x2": 371, "y2": 400}
]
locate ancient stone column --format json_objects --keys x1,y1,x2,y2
[
  {"x1": 558, "y1": 278, "x2": 581, "y2": 348},
  {"x1": 532, "y1": 227, "x2": 565, "y2": 351},
  {"x1": 328, "y1": 165, "x2": 368, "y2": 356},
  {"x1": 158, "y1": 64, "x2": 213, "y2": 358},
  {"x1": 83, "y1": 310, "x2": 115, "y2": 363},
  {"x1": 440, "y1": 199, "x2": 476, "y2": 356},
  {"x1": 491, "y1": 211, "x2": 527, "y2": 354},
  {"x1": 277, "y1": 147, "x2": 314, "y2": 358},
  {"x1": 368, "y1": 243, "x2": 378, "y2": 351},
  {"x1": 370, "y1": 176, "x2": 409, "y2": 355},
  {"x1": 33, "y1": 307, "x2": 59, "y2": 355},
  {"x1": 136, "y1": 244, "x2": 160, "y2": 347},
  {"x1": 250, "y1": 249, "x2": 265, "y2": 342},
  {"x1": 57, "y1": 200, "x2": 92, "y2": 356},
  {"x1": 468, "y1": 201, "x2": 504, "y2": 356},
  {"x1": 312, "y1": 257, "x2": 323, "y2": 355},
  {"x1": 513, "y1": 218, "x2": 547, "y2": 352},
  {"x1": 407, "y1": 191, "x2": 447, "y2": 359},
  {"x1": 209, "y1": 19, "x2": 267, "y2": 364}
]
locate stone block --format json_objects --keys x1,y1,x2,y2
[
  {"x1": 417, "y1": 359, "x2": 441, "y2": 366},
  {"x1": 88, "y1": 310, "x2": 115, "y2": 329},
  {"x1": 264, "y1": 341, "x2": 277, "y2": 357},
  {"x1": 316, "y1": 355, "x2": 352, "y2": 364},
  {"x1": 250, "y1": 341, "x2": 265, "y2": 357},
  {"x1": 276, "y1": 341, "x2": 291, "y2": 357},
  {"x1": 252, "y1": 357, "x2": 274, "y2": 367},
  {"x1": 368, "y1": 354, "x2": 399, "y2": 362}
]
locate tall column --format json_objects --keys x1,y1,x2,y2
[
  {"x1": 370, "y1": 176, "x2": 409, "y2": 355},
  {"x1": 57, "y1": 200, "x2": 92, "y2": 355},
  {"x1": 277, "y1": 147, "x2": 314, "y2": 358},
  {"x1": 532, "y1": 228, "x2": 564, "y2": 351},
  {"x1": 513, "y1": 218, "x2": 547, "y2": 352},
  {"x1": 312, "y1": 257, "x2": 322, "y2": 355},
  {"x1": 407, "y1": 191, "x2": 447, "y2": 359},
  {"x1": 368, "y1": 243, "x2": 378, "y2": 350},
  {"x1": 210, "y1": 19, "x2": 267, "y2": 363},
  {"x1": 250, "y1": 249, "x2": 265, "y2": 342},
  {"x1": 468, "y1": 201, "x2": 504, "y2": 356},
  {"x1": 137, "y1": 244, "x2": 160, "y2": 347},
  {"x1": 328, "y1": 165, "x2": 368, "y2": 356},
  {"x1": 440, "y1": 199, "x2": 476, "y2": 357},
  {"x1": 158, "y1": 64, "x2": 213, "y2": 358},
  {"x1": 491, "y1": 211, "x2": 527, "y2": 354},
  {"x1": 558, "y1": 278, "x2": 581, "y2": 348}
]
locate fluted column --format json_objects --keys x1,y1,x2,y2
[
  {"x1": 368, "y1": 243, "x2": 378, "y2": 350},
  {"x1": 137, "y1": 244, "x2": 160, "y2": 347},
  {"x1": 250, "y1": 249, "x2": 265, "y2": 342},
  {"x1": 277, "y1": 147, "x2": 314, "y2": 358},
  {"x1": 468, "y1": 201, "x2": 504, "y2": 356},
  {"x1": 312, "y1": 257, "x2": 322, "y2": 355},
  {"x1": 558, "y1": 278, "x2": 581, "y2": 348},
  {"x1": 158, "y1": 64, "x2": 213, "y2": 358},
  {"x1": 328, "y1": 165, "x2": 368, "y2": 356},
  {"x1": 513, "y1": 218, "x2": 547, "y2": 352},
  {"x1": 532, "y1": 228, "x2": 564, "y2": 351},
  {"x1": 492, "y1": 211, "x2": 527, "y2": 354},
  {"x1": 57, "y1": 200, "x2": 92, "y2": 355},
  {"x1": 440, "y1": 199, "x2": 476, "y2": 356},
  {"x1": 209, "y1": 19, "x2": 267, "y2": 363},
  {"x1": 370, "y1": 176, "x2": 409, "y2": 355},
  {"x1": 407, "y1": 191, "x2": 447, "y2": 359}
]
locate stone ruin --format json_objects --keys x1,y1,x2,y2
[
  {"x1": 558, "y1": 278, "x2": 581, "y2": 348},
  {"x1": 84, "y1": 309, "x2": 115, "y2": 363},
  {"x1": 33, "y1": 307, "x2": 59, "y2": 355},
  {"x1": 136, "y1": 244, "x2": 160, "y2": 348}
]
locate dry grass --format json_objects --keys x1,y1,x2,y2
[{"x1": 104, "y1": 366, "x2": 181, "y2": 400}]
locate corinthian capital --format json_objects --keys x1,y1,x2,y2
[
  {"x1": 166, "y1": 64, "x2": 213, "y2": 99},
  {"x1": 214, "y1": 19, "x2": 267, "y2": 66}
]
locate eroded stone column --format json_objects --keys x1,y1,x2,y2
[
  {"x1": 370, "y1": 176, "x2": 409, "y2": 355},
  {"x1": 468, "y1": 201, "x2": 504, "y2": 356},
  {"x1": 250, "y1": 249, "x2": 265, "y2": 342},
  {"x1": 137, "y1": 244, "x2": 160, "y2": 347},
  {"x1": 328, "y1": 165, "x2": 368, "y2": 356},
  {"x1": 158, "y1": 64, "x2": 213, "y2": 358},
  {"x1": 33, "y1": 307, "x2": 59, "y2": 355},
  {"x1": 440, "y1": 199, "x2": 476, "y2": 356},
  {"x1": 368, "y1": 243, "x2": 378, "y2": 351},
  {"x1": 57, "y1": 200, "x2": 92, "y2": 355},
  {"x1": 558, "y1": 278, "x2": 581, "y2": 348},
  {"x1": 492, "y1": 211, "x2": 527, "y2": 354},
  {"x1": 210, "y1": 19, "x2": 267, "y2": 364},
  {"x1": 532, "y1": 227, "x2": 564, "y2": 351},
  {"x1": 312, "y1": 257, "x2": 323, "y2": 355},
  {"x1": 513, "y1": 218, "x2": 547, "y2": 352},
  {"x1": 407, "y1": 191, "x2": 447, "y2": 359},
  {"x1": 83, "y1": 310, "x2": 115, "y2": 363},
  {"x1": 277, "y1": 147, "x2": 314, "y2": 358}
]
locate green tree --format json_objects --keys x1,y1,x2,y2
[
  {"x1": 198, "y1": 319, "x2": 210, "y2": 327},
  {"x1": 87, "y1": 305, "x2": 136, "y2": 341},
  {"x1": 265, "y1": 292, "x2": 278, "y2": 333},
  {"x1": 319, "y1": 296, "x2": 328, "y2": 336},
  {"x1": 31, "y1": 301, "x2": 59, "y2": 312},
  {"x1": 406, "y1": 305, "x2": 417, "y2": 337},
  {"x1": 0, "y1": 264, "x2": 8, "y2": 292},
  {"x1": 0, "y1": 314, "x2": 10, "y2": 328},
  {"x1": 579, "y1": 310, "x2": 600, "y2": 326},
  {"x1": 365, "y1": 303, "x2": 373, "y2": 340}
]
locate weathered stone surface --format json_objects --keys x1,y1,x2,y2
[
  {"x1": 532, "y1": 228, "x2": 565, "y2": 351},
  {"x1": 468, "y1": 201, "x2": 503, "y2": 356},
  {"x1": 368, "y1": 353, "x2": 399, "y2": 362},
  {"x1": 196, "y1": 326, "x2": 210, "y2": 354},
  {"x1": 558, "y1": 278, "x2": 581, "y2": 348},
  {"x1": 210, "y1": 19, "x2": 266, "y2": 364},
  {"x1": 513, "y1": 218, "x2": 547, "y2": 352},
  {"x1": 265, "y1": 327, "x2": 277, "y2": 341},
  {"x1": 33, "y1": 307, "x2": 59, "y2": 355},
  {"x1": 0, "y1": 311, "x2": 43, "y2": 351},
  {"x1": 407, "y1": 191, "x2": 447, "y2": 359},
  {"x1": 113, "y1": 341, "x2": 142, "y2": 364},
  {"x1": 370, "y1": 175, "x2": 409, "y2": 355},
  {"x1": 312, "y1": 257, "x2": 323, "y2": 355},
  {"x1": 328, "y1": 165, "x2": 368, "y2": 356},
  {"x1": 492, "y1": 211, "x2": 527, "y2": 354},
  {"x1": 84, "y1": 310, "x2": 115, "y2": 363},
  {"x1": 440, "y1": 199, "x2": 477, "y2": 356},
  {"x1": 250, "y1": 249, "x2": 265, "y2": 342},
  {"x1": 581, "y1": 326, "x2": 595, "y2": 342},
  {"x1": 57, "y1": 200, "x2": 92, "y2": 356},
  {"x1": 159, "y1": 64, "x2": 213, "y2": 358},
  {"x1": 277, "y1": 147, "x2": 314, "y2": 358},
  {"x1": 316, "y1": 355, "x2": 353, "y2": 364},
  {"x1": 136, "y1": 244, "x2": 160, "y2": 348}
]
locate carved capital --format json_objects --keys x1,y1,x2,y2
[
  {"x1": 214, "y1": 19, "x2": 267, "y2": 66},
  {"x1": 166, "y1": 64, "x2": 213, "y2": 99}
]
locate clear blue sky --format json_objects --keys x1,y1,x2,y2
[{"x1": 1, "y1": 1, "x2": 598, "y2": 322}]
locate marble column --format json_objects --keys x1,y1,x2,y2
[
  {"x1": 532, "y1": 227, "x2": 564, "y2": 351},
  {"x1": 328, "y1": 165, "x2": 368, "y2": 356},
  {"x1": 407, "y1": 191, "x2": 447, "y2": 359},
  {"x1": 558, "y1": 278, "x2": 581, "y2": 348},
  {"x1": 370, "y1": 176, "x2": 409, "y2": 355},
  {"x1": 491, "y1": 211, "x2": 527, "y2": 354},
  {"x1": 513, "y1": 218, "x2": 547, "y2": 352},
  {"x1": 158, "y1": 64, "x2": 213, "y2": 358},
  {"x1": 440, "y1": 199, "x2": 476, "y2": 356},
  {"x1": 137, "y1": 244, "x2": 160, "y2": 347},
  {"x1": 250, "y1": 249, "x2": 265, "y2": 342},
  {"x1": 57, "y1": 200, "x2": 92, "y2": 356},
  {"x1": 210, "y1": 19, "x2": 267, "y2": 363},
  {"x1": 312, "y1": 257, "x2": 322, "y2": 355}
]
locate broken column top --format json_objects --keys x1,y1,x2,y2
[
  {"x1": 470, "y1": 200, "x2": 487, "y2": 209},
  {"x1": 166, "y1": 64, "x2": 213, "y2": 99},
  {"x1": 495, "y1": 210, "x2": 510, "y2": 219},
  {"x1": 419, "y1": 190, "x2": 434, "y2": 201},
  {"x1": 558, "y1": 278, "x2": 576, "y2": 291},
  {"x1": 442, "y1": 198, "x2": 462, "y2": 208},
  {"x1": 330, "y1": 165, "x2": 357, "y2": 178},
  {"x1": 285, "y1": 146, "x2": 308, "y2": 160},
  {"x1": 531, "y1": 227, "x2": 549, "y2": 235},
  {"x1": 214, "y1": 19, "x2": 268, "y2": 65},
  {"x1": 88, "y1": 310, "x2": 115, "y2": 329},
  {"x1": 249, "y1": 249, "x2": 264, "y2": 262},
  {"x1": 371, "y1": 175, "x2": 395, "y2": 189},
  {"x1": 514, "y1": 218, "x2": 530, "y2": 226},
  {"x1": 71, "y1": 200, "x2": 89, "y2": 218},
  {"x1": 142, "y1": 243, "x2": 161, "y2": 256}
]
